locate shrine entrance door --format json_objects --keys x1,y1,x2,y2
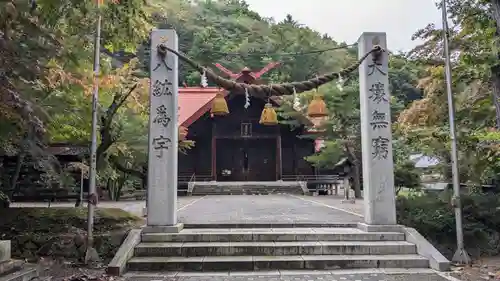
[{"x1": 215, "y1": 138, "x2": 277, "y2": 181}]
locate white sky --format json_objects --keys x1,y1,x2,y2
[{"x1": 244, "y1": 0, "x2": 442, "y2": 52}]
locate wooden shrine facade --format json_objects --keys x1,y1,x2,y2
[{"x1": 178, "y1": 90, "x2": 316, "y2": 182}]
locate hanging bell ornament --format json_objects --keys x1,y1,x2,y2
[
  {"x1": 307, "y1": 93, "x2": 329, "y2": 118},
  {"x1": 211, "y1": 92, "x2": 229, "y2": 116},
  {"x1": 259, "y1": 103, "x2": 278, "y2": 126},
  {"x1": 178, "y1": 126, "x2": 188, "y2": 141}
]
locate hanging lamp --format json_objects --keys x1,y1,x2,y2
[
  {"x1": 210, "y1": 92, "x2": 229, "y2": 116},
  {"x1": 178, "y1": 126, "x2": 188, "y2": 141},
  {"x1": 259, "y1": 102, "x2": 278, "y2": 126},
  {"x1": 307, "y1": 93, "x2": 329, "y2": 118}
]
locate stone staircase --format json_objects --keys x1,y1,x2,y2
[
  {"x1": 124, "y1": 224, "x2": 431, "y2": 273},
  {"x1": 0, "y1": 241, "x2": 38, "y2": 281},
  {"x1": 188, "y1": 181, "x2": 307, "y2": 196}
]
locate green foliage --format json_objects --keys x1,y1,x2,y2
[
  {"x1": 397, "y1": 192, "x2": 500, "y2": 258},
  {"x1": 306, "y1": 140, "x2": 344, "y2": 169},
  {"x1": 396, "y1": 0, "x2": 500, "y2": 185},
  {"x1": 394, "y1": 161, "x2": 421, "y2": 190}
]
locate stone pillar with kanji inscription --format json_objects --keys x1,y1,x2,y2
[
  {"x1": 358, "y1": 32, "x2": 397, "y2": 225},
  {"x1": 145, "y1": 29, "x2": 182, "y2": 232}
]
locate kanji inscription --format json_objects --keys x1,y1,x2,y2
[
  {"x1": 368, "y1": 82, "x2": 388, "y2": 104},
  {"x1": 153, "y1": 105, "x2": 171, "y2": 128},
  {"x1": 370, "y1": 110, "x2": 389, "y2": 130},
  {"x1": 152, "y1": 135, "x2": 171, "y2": 158},
  {"x1": 371, "y1": 136, "x2": 389, "y2": 160},
  {"x1": 152, "y1": 79, "x2": 173, "y2": 96}
]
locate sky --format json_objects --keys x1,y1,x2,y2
[{"x1": 244, "y1": 0, "x2": 443, "y2": 52}]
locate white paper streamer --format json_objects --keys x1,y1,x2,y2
[
  {"x1": 244, "y1": 88, "x2": 250, "y2": 109},
  {"x1": 201, "y1": 71, "x2": 208, "y2": 88}
]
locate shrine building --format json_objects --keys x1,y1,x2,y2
[{"x1": 176, "y1": 65, "x2": 327, "y2": 188}]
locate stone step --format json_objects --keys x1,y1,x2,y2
[
  {"x1": 182, "y1": 224, "x2": 358, "y2": 228},
  {"x1": 127, "y1": 254, "x2": 429, "y2": 271},
  {"x1": 191, "y1": 184, "x2": 305, "y2": 196},
  {"x1": 0, "y1": 265, "x2": 37, "y2": 281},
  {"x1": 0, "y1": 261, "x2": 24, "y2": 277},
  {"x1": 141, "y1": 228, "x2": 405, "y2": 242},
  {"x1": 134, "y1": 241, "x2": 417, "y2": 257}
]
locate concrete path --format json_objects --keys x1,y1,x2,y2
[
  {"x1": 177, "y1": 195, "x2": 363, "y2": 224},
  {"x1": 11, "y1": 196, "x2": 203, "y2": 217},
  {"x1": 13, "y1": 195, "x2": 365, "y2": 223}
]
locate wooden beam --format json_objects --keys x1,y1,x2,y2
[
  {"x1": 276, "y1": 135, "x2": 282, "y2": 180},
  {"x1": 211, "y1": 123, "x2": 217, "y2": 180}
]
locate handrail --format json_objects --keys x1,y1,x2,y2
[
  {"x1": 188, "y1": 172, "x2": 196, "y2": 184},
  {"x1": 282, "y1": 174, "x2": 340, "y2": 181}
]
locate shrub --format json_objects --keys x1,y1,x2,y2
[
  {"x1": 0, "y1": 207, "x2": 143, "y2": 261},
  {"x1": 397, "y1": 191, "x2": 500, "y2": 258}
]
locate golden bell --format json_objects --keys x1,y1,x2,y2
[
  {"x1": 259, "y1": 103, "x2": 278, "y2": 126},
  {"x1": 211, "y1": 93, "x2": 229, "y2": 116},
  {"x1": 178, "y1": 126, "x2": 188, "y2": 141},
  {"x1": 307, "y1": 94, "x2": 329, "y2": 118}
]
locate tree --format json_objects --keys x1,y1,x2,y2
[
  {"x1": 394, "y1": 161, "x2": 421, "y2": 195},
  {"x1": 400, "y1": 0, "x2": 500, "y2": 185},
  {"x1": 0, "y1": 0, "x2": 151, "y2": 195}
]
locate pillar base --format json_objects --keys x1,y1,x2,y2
[{"x1": 143, "y1": 223, "x2": 184, "y2": 233}]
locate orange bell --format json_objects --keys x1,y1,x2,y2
[
  {"x1": 259, "y1": 103, "x2": 278, "y2": 126},
  {"x1": 211, "y1": 93, "x2": 229, "y2": 116},
  {"x1": 307, "y1": 94, "x2": 328, "y2": 118}
]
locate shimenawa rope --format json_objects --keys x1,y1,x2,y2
[{"x1": 159, "y1": 45, "x2": 384, "y2": 97}]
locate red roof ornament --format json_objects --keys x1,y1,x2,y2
[{"x1": 214, "y1": 62, "x2": 281, "y2": 84}]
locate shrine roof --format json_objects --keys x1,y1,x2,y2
[
  {"x1": 178, "y1": 87, "x2": 222, "y2": 127},
  {"x1": 178, "y1": 87, "x2": 323, "y2": 132}
]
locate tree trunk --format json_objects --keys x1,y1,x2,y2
[
  {"x1": 351, "y1": 162, "x2": 362, "y2": 198},
  {"x1": 8, "y1": 152, "x2": 25, "y2": 198},
  {"x1": 489, "y1": 0, "x2": 500, "y2": 129},
  {"x1": 344, "y1": 142, "x2": 362, "y2": 198},
  {"x1": 442, "y1": 153, "x2": 453, "y2": 182}
]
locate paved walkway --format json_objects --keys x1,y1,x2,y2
[
  {"x1": 177, "y1": 195, "x2": 363, "y2": 224},
  {"x1": 12, "y1": 194, "x2": 365, "y2": 223},
  {"x1": 11, "y1": 196, "x2": 202, "y2": 217}
]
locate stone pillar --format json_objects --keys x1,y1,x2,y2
[
  {"x1": 145, "y1": 29, "x2": 182, "y2": 232},
  {"x1": 358, "y1": 32, "x2": 397, "y2": 225}
]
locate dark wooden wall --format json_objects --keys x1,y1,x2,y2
[{"x1": 178, "y1": 93, "x2": 316, "y2": 181}]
